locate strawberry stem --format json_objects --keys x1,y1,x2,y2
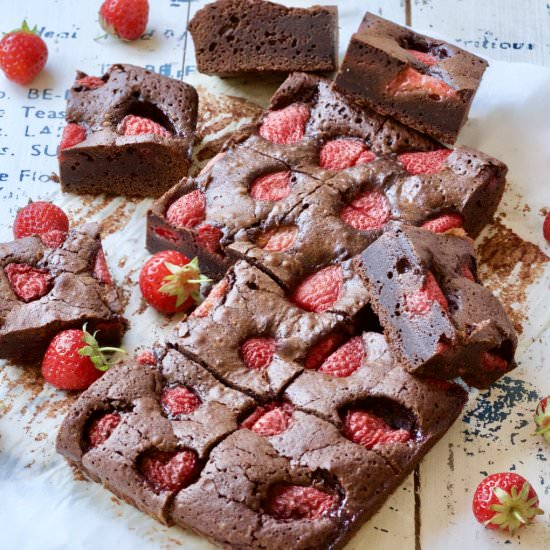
[{"x1": 78, "y1": 323, "x2": 125, "y2": 372}]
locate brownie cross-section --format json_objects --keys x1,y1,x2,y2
[{"x1": 0, "y1": 223, "x2": 126, "y2": 364}]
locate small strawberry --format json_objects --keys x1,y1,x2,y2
[
  {"x1": 319, "y1": 139, "x2": 375, "y2": 170},
  {"x1": 99, "y1": 0, "x2": 149, "y2": 41},
  {"x1": 267, "y1": 485, "x2": 337, "y2": 520},
  {"x1": 291, "y1": 265, "x2": 343, "y2": 313},
  {"x1": 139, "y1": 449, "x2": 198, "y2": 493},
  {"x1": 59, "y1": 123, "x2": 86, "y2": 151},
  {"x1": 241, "y1": 403, "x2": 294, "y2": 436},
  {"x1": 534, "y1": 396, "x2": 550, "y2": 443},
  {"x1": 304, "y1": 332, "x2": 346, "y2": 370},
  {"x1": 161, "y1": 385, "x2": 201, "y2": 417},
  {"x1": 118, "y1": 114, "x2": 171, "y2": 137},
  {"x1": 259, "y1": 103, "x2": 310, "y2": 144},
  {"x1": 407, "y1": 49, "x2": 439, "y2": 66},
  {"x1": 398, "y1": 149, "x2": 452, "y2": 175},
  {"x1": 13, "y1": 201, "x2": 69, "y2": 248},
  {"x1": 87, "y1": 412, "x2": 121, "y2": 447},
  {"x1": 166, "y1": 190, "x2": 206, "y2": 229},
  {"x1": 472, "y1": 473, "x2": 543, "y2": 534},
  {"x1": 481, "y1": 351, "x2": 509, "y2": 372},
  {"x1": 404, "y1": 271, "x2": 448, "y2": 316},
  {"x1": 342, "y1": 410, "x2": 411, "y2": 449},
  {"x1": 93, "y1": 248, "x2": 113, "y2": 285},
  {"x1": 4, "y1": 263, "x2": 52, "y2": 302},
  {"x1": 249, "y1": 171, "x2": 291, "y2": 201},
  {"x1": 543, "y1": 212, "x2": 550, "y2": 244},
  {"x1": 422, "y1": 212, "x2": 463, "y2": 233},
  {"x1": 387, "y1": 67, "x2": 456, "y2": 99},
  {"x1": 139, "y1": 251, "x2": 210, "y2": 315},
  {"x1": 196, "y1": 224, "x2": 223, "y2": 255},
  {"x1": 0, "y1": 21, "x2": 47, "y2": 85},
  {"x1": 75, "y1": 75, "x2": 105, "y2": 90},
  {"x1": 190, "y1": 278, "x2": 228, "y2": 319},
  {"x1": 317, "y1": 336, "x2": 365, "y2": 377},
  {"x1": 241, "y1": 337, "x2": 276, "y2": 370},
  {"x1": 41, "y1": 325, "x2": 125, "y2": 390},
  {"x1": 256, "y1": 225, "x2": 297, "y2": 252},
  {"x1": 340, "y1": 190, "x2": 391, "y2": 231}
]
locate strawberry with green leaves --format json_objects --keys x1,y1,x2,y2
[
  {"x1": 534, "y1": 396, "x2": 550, "y2": 443},
  {"x1": 99, "y1": 0, "x2": 149, "y2": 41}
]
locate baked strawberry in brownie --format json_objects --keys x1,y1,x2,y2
[
  {"x1": 58, "y1": 64, "x2": 198, "y2": 197},
  {"x1": 357, "y1": 223, "x2": 517, "y2": 388},
  {"x1": 0, "y1": 223, "x2": 126, "y2": 363}
]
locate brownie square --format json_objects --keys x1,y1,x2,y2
[
  {"x1": 188, "y1": 0, "x2": 338, "y2": 76},
  {"x1": 357, "y1": 223, "x2": 517, "y2": 388},
  {"x1": 58, "y1": 64, "x2": 198, "y2": 198},
  {"x1": 0, "y1": 223, "x2": 126, "y2": 364},
  {"x1": 334, "y1": 13, "x2": 488, "y2": 143}
]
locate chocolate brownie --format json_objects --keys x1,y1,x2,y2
[
  {"x1": 334, "y1": 13, "x2": 488, "y2": 143},
  {"x1": 58, "y1": 64, "x2": 198, "y2": 198},
  {"x1": 168, "y1": 261, "x2": 346, "y2": 399},
  {"x1": 0, "y1": 223, "x2": 126, "y2": 364},
  {"x1": 357, "y1": 223, "x2": 517, "y2": 388},
  {"x1": 188, "y1": 0, "x2": 338, "y2": 76}
]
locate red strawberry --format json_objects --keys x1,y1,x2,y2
[
  {"x1": 88, "y1": 412, "x2": 121, "y2": 447},
  {"x1": 543, "y1": 212, "x2": 550, "y2": 244},
  {"x1": 161, "y1": 385, "x2": 201, "y2": 417},
  {"x1": 291, "y1": 265, "x2": 343, "y2": 313},
  {"x1": 259, "y1": 103, "x2": 310, "y2": 144},
  {"x1": 99, "y1": 0, "x2": 149, "y2": 41},
  {"x1": 190, "y1": 278, "x2": 228, "y2": 319},
  {"x1": 241, "y1": 403, "x2": 294, "y2": 436},
  {"x1": 534, "y1": 396, "x2": 550, "y2": 444},
  {"x1": 256, "y1": 225, "x2": 297, "y2": 252},
  {"x1": 241, "y1": 337, "x2": 276, "y2": 370},
  {"x1": 59, "y1": 123, "x2": 86, "y2": 151},
  {"x1": 249, "y1": 170, "x2": 291, "y2": 201},
  {"x1": 398, "y1": 149, "x2": 452, "y2": 175},
  {"x1": 139, "y1": 251, "x2": 210, "y2": 314},
  {"x1": 139, "y1": 449, "x2": 198, "y2": 493},
  {"x1": 387, "y1": 67, "x2": 456, "y2": 98},
  {"x1": 13, "y1": 201, "x2": 69, "y2": 247},
  {"x1": 0, "y1": 21, "x2": 47, "y2": 85},
  {"x1": 472, "y1": 473, "x2": 543, "y2": 534},
  {"x1": 404, "y1": 271, "x2": 448, "y2": 316},
  {"x1": 196, "y1": 224, "x2": 223, "y2": 255},
  {"x1": 319, "y1": 139, "x2": 375, "y2": 170},
  {"x1": 4, "y1": 263, "x2": 52, "y2": 302},
  {"x1": 317, "y1": 336, "x2": 365, "y2": 377},
  {"x1": 340, "y1": 190, "x2": 391, "y2": 231},
  {"x1": 342, "y1": 410, "x2": 411, "y2": 449},
  {"x1": 152, "y1": 225, "x2": 179, "y2": 243},
  {"x1": 304, "y1": 332, "x2": 346, "y2": 370},
  {"x1": 93, "y1": 248, "x2": 113, "y2": 285},
  {"x1": 460, "y1": 263, "x2": 476, "y2": 282},
  {"x1": 481, "y1": 351, "x2": 509, "y2": 372},
  {"x1": 407, "y1": 49, "x2": 439, "y2": 66},
  {"x1": 422, "y1": 212, "x2": 463, "y2": 233},
  {"x1": 75, "y1": 75, "x2": 105, "y2": 89},
  {"x1": 135, "y1": 350, "x2": 156, "y2": 365},
  {"x1": 166, "y1": 190, "x2": 206, "y2": 229},
  {"x1": 267, "y1": 485, "x2": 336, "y2": 520},
  {"x1": 41, "y1": 325, "x2": 124, "y2": 390},
  {"x1": 119, "y1": 114, "x2": 171, "y2": 137}
]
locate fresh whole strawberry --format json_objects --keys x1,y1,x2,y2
[
  {"x1": 407, "y1": 49, "x2": 439, "y2": 67},
  {"x1": 139, "y1": 449, "x2": 198, "y2": 493},
  {"x1": 267, "y1": 485, "x2": 337, "y2": 520},
  {"x1": 190, "y1": 278, "x2": 228, "y2": 319},
  {"x1": 291, "y1": 264, "x2": 343, "y2": 313},
  {"x1": 319, "y1": 139, "x2": 375, "y2": 170},
  {"x1": 166, "y1": 190, "x2": 206, "y2": 229},
  {"x1": 118, "y1": 114, "x2": 171, "y2": 137},
  {"x1": 41, "y1": 325, "x2": 125, "y2": 390},
  {"x1": 259, "y1": 103, "x2": 310, "y2": 144},
  {"x1": 161, "y1": 385, "x2": 201, "y2": 417},
  {"x1": 241, "y1": 403, "x2": 294, "y2": 436},
  {"x1": 387, "y1": 67, "x2": 457, "y2": 99},
  {"x1": 404, "y1": 271, "x2": 448, "y2": 316},
  {"x1": 422, "y1": 212, "x2": 463, "y2": 233},
  {"x1": 93, "y1": 248, "x2": 113, "y2": 285},
  {"x1": 543, "y1": 212, "x2": 550, "y2": 244},
  {"x1": 195, "y1": 224, "x2": 223, "y2": 255},
  {"x1": 340, "y1": 190, "x2": 391, "y2": 231},
  {"x1": 14, "y1": 201, "x2": 69, "y2": 248},
  {"x1": 249, "y1": 170, "x2": 291, "y2": 201},
  {"x1": 342, "y1": 410, "x2": 411, "y2": 449},
  {"x1": 398, "y1": 149, "x2": 452, "y2": 175},
  {"x1": 139, "y1": 251, "x2": 210, "y2": 315},
  {"x1": 472, "y1": 473, "x2": 543, "y2": 534},
  {"x1": 317, "y1": 336, "x2": 365, "y2": 377},
  {"x1": 59, "y1": 123, "x2": 86, "y2": 151},
  {"x1": 87, "y1": 412, "x2": 121, "y2": 447},
  {"x1": 99, "y1": 0, "x2": 149, "y2": 41},
  {"x1": 0, "y1": 21, "x2": 47, "y2": 85},
  {"x1": 256, "y1": 225, "x2": 297, "y2": 252},
  {"x1": 534, "y1": 396, "x2": 550, "y2": 443},
  {"x1": 241, "y1": 337, "x2": 276, "y2": 370},
  {"x1": 5, "y1": 263, "x2": 52, "y2": 302}
]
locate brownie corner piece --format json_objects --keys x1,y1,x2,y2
[
  {"x1": 334, "y1": 12, "x2": 488, "y2": 143},
  {"x1": 0, "y1": 222, "x2": 126, "y2": 364},
  {"x1": 188, "y1": 0, "x2": 338, "y2": 76},
  {"x1": 58, "y1": 63, "x2": 198, "y2": 198}
]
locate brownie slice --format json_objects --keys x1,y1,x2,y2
[
  {"x1": 0, "y1": 223, "x2": 126, "y2": 364},
  {"x1": 357, "y1": 223, "x2": 517, "y2": 388},
  {"x1": 58, "y1": 64, "x2": 198, "y2": 198},
  {"x1": 56, "y1": 350, "x2": 253, "y2": 524},
  {"x1": 188, "y1": 0, "x2": 338, "y2": 76},
  {"x1": 334, "y1": 13, "x2": 488, "y2": 143}
]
